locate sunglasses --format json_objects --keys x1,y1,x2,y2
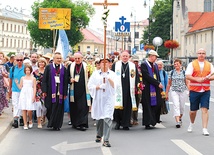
[{"x1": 16, "y1": 59, "x2": 23, "y2": 62}]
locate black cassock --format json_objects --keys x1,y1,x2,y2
[
  {"x1": 42, "y1": 64, "x2": 68, "y2": 129},
  {"x1": 112, "y1": 62, "x2": 139, "y2": 128},
  {"x1": 67, "y1": 64, "x2": 89, "y2": 128},
  {"x1": 141, "y1": 61, "x2": 162, "y2": 127}
]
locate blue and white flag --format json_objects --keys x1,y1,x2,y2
[{"x1": 56, "y1": 30, "x2": 69, "y2": 60}]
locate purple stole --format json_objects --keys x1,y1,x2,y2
[
  {"x1": 145, "y1": 62, "x2": 157, "y2": 106},
  {"x1": 51, "y1": 64, "x2": 64, "y2": 104}
]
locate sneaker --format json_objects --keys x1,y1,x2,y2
[
  {"x1": 103, "y1": 141, "x2": 111, "y2": 147},
  {"x1": 68, "y1": 121, "x2": 72, "y2": 125},
  {"x1": 187, "y1": 124, "x2": 193, "y2": 132},
  {"x1": 176, "y1": 122, "x2": 181, "y2": 128},
  {"x1": 202, "y1": 128, "x2": 209, "y2": 136}
]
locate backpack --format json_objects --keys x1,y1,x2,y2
[
  {"x1": 11, "y1": 66, "x2": 15, "y2": 79},
  {"x1": 171, "y1": 70, "x2": 185, "y2": 77}
]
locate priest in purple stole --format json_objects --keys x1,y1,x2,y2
[
  {"x1": 42, "y1": 52, "x2": 68, "y2": 130},
  {"x1": 141, "y1": 50, "x2": 163, "y2": 129}
]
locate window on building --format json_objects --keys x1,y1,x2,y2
[
  {"x1": 6, "y1": 38, "x2": 8, "y2": 47},
  {"x1": 204, "y1": 0, "x2": 212, "y2": 12},
  {"x1": 22, "y1": 40, "x2": 24, "y2": 48},
  {"x1": 25, "y1": 41, "x2": 28, "y2": 48},
  {"x1": 2, "y1": 38, "x2": 4, "y2": 47},
  {"x1": 22, "y1": 26, "x2": 24, "y2": 33},
  {"x1": 6, "y1": 23, "x2": 8, "y2": 31},
  {"x1": 18, "y1": 40, "x2": 20, "y2": 48},
  {"x1": 18, "y1": 25, "x2": 20, "y2": 33},
  {"x1": 14, "y1": 25, "x2": 16, "y2": 32},
  {"x1": 135, "y1": 32, "x2": 139, "y2": 39},
  {"x1": 2, "y1": 23, "x2": 4, "y2": 31},
  {"x1": 14, "y1": 40, "x2": 16, "y2": 48},
  {"x1": 87, "y1": 46, "x2": 90, "y2": 52},
  {"x1": 11, "y1": 24, "x2": 12, "y2": 31},
  {"x1": 10, "y1": 39, "x2": 12, "y2": 47},
  {"x1": 205, "y1": 33, "x2": 207, "y2": 42}
]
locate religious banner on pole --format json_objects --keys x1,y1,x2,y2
[{"x1": 39, "y1": 8, "x2": 71, "y2": 30}]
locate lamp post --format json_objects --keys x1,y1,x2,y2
[
  {"x1": 171, "y1": 0, "x2": 180, "y2": 65},
  {"x1": 130, "y1": 10, "x2": 136, "y2": 54},
  {"x1": 144, "y1": 0, "x2": 151, "y2": 44}
]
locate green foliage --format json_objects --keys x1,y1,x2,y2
[
  {"x1": 27, "y1": 0, "x2": 95, "y2": 48},
  {"x1": 142, "y1": 0, "x2": 172, "y2": 59}
]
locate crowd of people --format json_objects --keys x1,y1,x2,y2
[{"x1": 0, "y1": 47, "x2": 213, "y2": 147}]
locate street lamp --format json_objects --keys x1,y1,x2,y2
[
  {"x1": 171, "y1": 0, "x2": 180, "y2": 65},
  {"x1": 130, "y1": 11, "x2": 136, "y2": 54},
  {"x1": 144, "y1": 0, "x2": 151, "y2": 44}
]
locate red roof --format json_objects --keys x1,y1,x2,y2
[
  {"x1": 188, "y1": 12, "x2": 214, "y2": 33},
  {"x1": 81, "y1": 28, "x2": 104, "y2": 44}
]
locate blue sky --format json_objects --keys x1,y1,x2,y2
[{"x1": 0, "y1": 0, "x2": 154, "y2": 30}]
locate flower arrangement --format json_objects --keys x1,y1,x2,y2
[
  {"x1": 102, "y1": 8, "x2": 110, "y2": 26},
  {"x1": 113, "y1": 51, "x2": 119, "y2": 56},
  {"x1": 144, "y1": 44, "x2": 155, "y2": 51},
  {"x1": 164, "y1": 40, "x2": 179, "y2": 49}
]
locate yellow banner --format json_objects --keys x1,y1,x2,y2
[{"x1": 39, "y1": 8, "x2": 71, "y2": 30}]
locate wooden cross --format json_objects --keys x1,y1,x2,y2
[
  {"x1": 93, "y1": 0, "x2": 118, "y2": 62},
  {"x1": 93, "y1": 0, "x2": 118, "y2": 90}
]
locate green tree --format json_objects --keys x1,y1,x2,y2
[
  {"x1": 27, "y1": 0, "x2": 95, "y2": 49},
  {"x1": 141, "y1": 0, "x2": 172, "y2": 58}
]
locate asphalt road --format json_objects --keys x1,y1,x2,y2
[{"x1": 2, "y1": 82, "x2": 214, "y2": 155}]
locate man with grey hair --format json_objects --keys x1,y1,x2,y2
[
  {"x1": 9, "y1": 53, "x2": 25, "y2": 128},
  {"x1": 185, "y1": 48, "x2": 214, "y2": 136},
  {"x1": 141, "y1": 50, "x2": 163, "y2": 129}
]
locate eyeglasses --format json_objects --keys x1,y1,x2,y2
[
  {"x1": 16, "y1": 59, "x2": 23, "y2": 62},
  {"x1": 197, "y1": 53, "x2": 205, "y2": 55}
]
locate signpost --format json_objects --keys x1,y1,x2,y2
[{"x1": 114, "y1": 16, "x2": 130, "y2": 51}]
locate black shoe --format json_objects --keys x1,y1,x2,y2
[
  {"x1": 145, "y1": 125, "x2": 152, "y2": 129},
  {"x1": 176, "y1": 122, "x2": 181, "y2": 128},
  {"x1": 123, "y1": 127, "x2": 129, "y2": 130},
  {"x1": 12, "y1": 120, "x2": 18, "y2": 128},
  {"x1": 79, "y1": 126, "x2": 86, "y2": 131},
  {"x1": 19, "y1": 118, "x2": 24, "y2": 126},
  {"x1": 53, "y1": 127, "x2": 60, "y2": 131},
  {"x1": 115, "y1": 124, "x2": 120, "y2": 130}
]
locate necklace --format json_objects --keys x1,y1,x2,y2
[{"x1": 122, "y1": 63, "x2": 128, "y2": 78}]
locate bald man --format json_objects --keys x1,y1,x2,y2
[
  {"x1": 67, "y1": 52, "x2": 91, "y2": 131},
  {"x1": 112, "y1": 51, "x2": 139, "y2": 130}
]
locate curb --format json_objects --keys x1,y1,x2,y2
[{"x1": 0, "y1": 106, "x2": 13, "y2": 143}]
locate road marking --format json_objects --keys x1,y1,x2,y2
[
  {"x1": 52, "y1": 141, "x2": 112, "y2": 155},
  {"x1": 155, "y1": 123, "x2": 166, "y2": 128},
  {"x1": 171, "y1": 139, "x2": 203, "y2": 155}
]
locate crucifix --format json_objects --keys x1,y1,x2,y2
[
  {"x1": 93, "y1": 0, "x2": 118, "y2": 91},
  {"x1": 93, "y1": 0, "x2": 118, "y2": 65}
]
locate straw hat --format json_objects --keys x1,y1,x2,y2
[{"x1": 42, "y1": 53, "x2": 53, "y2": 59}]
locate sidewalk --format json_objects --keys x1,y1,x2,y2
[{"x1": 0, "y1": 105, "x2": 13, "y2": 142}]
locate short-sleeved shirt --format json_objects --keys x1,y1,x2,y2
[
  {"x1": 169, "y1": 69, "x2": 187, "y2": 92},
  {"x1": 9, "y1": 64, "x2": 25, "y2": 92}
]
